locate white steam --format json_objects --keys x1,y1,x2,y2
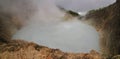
[{"x1": 8, "y1": 0, "x2": 100, "y2": 52}]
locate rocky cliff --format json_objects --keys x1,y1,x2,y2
[{"x1": 85, "y1": 0, "x2": 120, "y2": 58}]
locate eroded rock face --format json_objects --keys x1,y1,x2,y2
[
  {"x1": 0, "y1": 40, "x2": 101, "y2": 59},
  {"x1": 85, "y1": 0, "x2": 120, "y2": 58}
]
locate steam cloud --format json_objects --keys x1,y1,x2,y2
[{"x1": 1, "y1": 0, "x2": 100, "y2": 52}]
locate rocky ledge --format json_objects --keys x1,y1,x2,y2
[{"x1": 0, "y1": 40, "x2": 101, "y2": 59}]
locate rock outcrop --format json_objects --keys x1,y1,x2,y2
[
  {"x1": 0, "y1": 40, "x2": 101, "y2": 59},
  {"x1": 85, "y1": 0, "x2": 120, "y2": 58}
]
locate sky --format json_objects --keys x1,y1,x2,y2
[{"x1": 56, "y1": 0, "x2": 116, "y2": 12}]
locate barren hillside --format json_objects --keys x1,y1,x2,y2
[{"x1": 85, "y1": 0, "x2": 120, "y2": 58}]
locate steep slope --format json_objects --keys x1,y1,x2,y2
[{"x1": 85, "y1": 0, "x2": 120, "y2": 58}]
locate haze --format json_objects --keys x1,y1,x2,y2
[{"x1": 56, "y1": 0, "x2": 116, "y2": 12}]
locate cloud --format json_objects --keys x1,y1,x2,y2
[{"x1": 56, "y1": 0, "x2": 116, "y2": 12}]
